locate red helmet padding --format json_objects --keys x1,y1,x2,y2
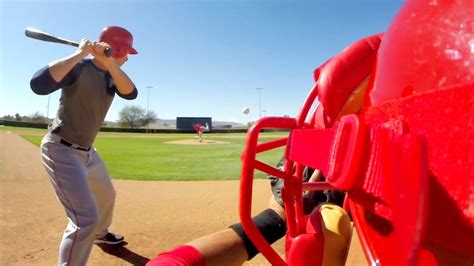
[
  {"x1": 316, "y1": 33, "x2": 382, "y2": 127},
  {"x1": 313, "y1": 104, "x2": 326, "y2": 128}
]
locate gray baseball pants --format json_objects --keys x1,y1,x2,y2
[{"x1": 40, "y1": 133, "x2": 116, "y2": 266}]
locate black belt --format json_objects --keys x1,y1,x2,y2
[{"x1": 60, "y1": 139, "x2": 91, "y2": 151}]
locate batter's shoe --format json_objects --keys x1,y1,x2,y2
[{"x1": 94, "y1": 232, "x2": 124, "y2": 245}]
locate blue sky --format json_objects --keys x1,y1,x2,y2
[{"x1": 0, "y1": 0, "x2": 403, "y2": 124}]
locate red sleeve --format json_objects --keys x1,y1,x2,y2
[{"x1": 146, "y1": 245, "x2": 206, "y2": 266}]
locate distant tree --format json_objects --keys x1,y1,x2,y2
[
  {"x1": 142, "y1": 110, "x2": 157, "y2": 128},
  {"x1": 118, "y1": 105, "x2": 157, "y2": 128},
  {"x1": 30, "y1": 111, "x2": 46, "y2": 123},
  {"x1": 118, "y1": 106, "x2": 143, "y2": 128},
  {"x1": 15, "y1": 113, "x2": 21, "y2": 121},
  {"x1": 2, "y1": 115, "x2": 13, "y2": 121}
]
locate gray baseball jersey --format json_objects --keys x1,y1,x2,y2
[
  {"x1": 31, "y1": 59, "x2": 137, "y2": 148},
  {"x1": 30, "y1": 59, "x2": 137, "y2": 265}
]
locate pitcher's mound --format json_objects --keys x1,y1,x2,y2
[{"x1": 166, "y1": 139, "x2": 229, "y2": 145}]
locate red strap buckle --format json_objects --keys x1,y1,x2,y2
[{"x1": 286, "y1": 114, "x2": 367, "y2": 190}]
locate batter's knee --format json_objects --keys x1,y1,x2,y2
[
  {"x1": 107, "y1": 187, "x2": 117, "y2": 202},
  {"x1": 74, "y1": 205, "x2": 100, "y2": 232}
]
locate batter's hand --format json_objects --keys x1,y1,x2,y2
[
  {"x1": 91, "y1": 41, "x2": 116, "y2": 67},
  {"x1": 78, "y1": 38, "x2": 94, "y2": 57}
]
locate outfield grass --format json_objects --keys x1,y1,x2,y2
[{"x1": 2, "y1": 125, "x2": 286, "y2": 181}]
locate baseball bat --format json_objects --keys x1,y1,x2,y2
[{"x1": 25, "y1": 27, "x2": 112, "y2": 57}]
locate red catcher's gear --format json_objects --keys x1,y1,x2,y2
[
  {"x1": 370, "y1": 0, "x2": 474, "y2": 105},
  {"x1": 99, "y1": 26, "x2": 138, "y2": 58},
  {"x1": 239, "y1": 1, "x2": 473, "y2": 265}
]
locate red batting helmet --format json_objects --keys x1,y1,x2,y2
[{"x1": 99, "y1": 26, "x2": 138, "y2": 58}]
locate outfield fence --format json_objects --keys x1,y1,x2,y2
[{"x1": 0, "y1": 120, "x2": 287, "y2": 133}]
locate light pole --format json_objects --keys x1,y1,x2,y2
[
  {"x1": 46, "y1": 94, "x2": 50, "y2": 123},
  {"x1": 145, "y1": 86, "x2": 153, "y2": 114},
  {"x1": 145, "y1": 86, "x2": 153, "y2": 132},
  {"x1": 256, "y1": 87, "x2": 264, "y2": 118}
]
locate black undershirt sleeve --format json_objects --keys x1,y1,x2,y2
[
  {"x1": 30, "y1": 63, "x2": 83, "y2": 95},
  {"x1": 116, "y1": 87, "x2": 138, "y2": 100},
  {"x1": 104, "y1": 72, "x2": 138, "y2": 100}
]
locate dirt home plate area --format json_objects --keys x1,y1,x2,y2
[{"x1": 0, "y1": 132, "x2": 366, "y2": 265}]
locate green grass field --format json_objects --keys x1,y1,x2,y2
[{"x1": 1, "y1": 125, "x2": 287, "y2": 181}]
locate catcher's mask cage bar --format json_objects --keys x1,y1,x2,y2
[{"x1": 239, "y1": 83, "x2": 339, "y2": 266}]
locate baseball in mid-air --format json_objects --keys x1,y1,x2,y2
[{"x1": 242, "y1": 107, "x2": 250, "y2": 115}]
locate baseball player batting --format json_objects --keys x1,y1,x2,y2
[{"x1": 29, "y1": 26, "x2": 138, "y2": 265}]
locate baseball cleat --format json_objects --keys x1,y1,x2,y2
[{"x1": 94, "y1": 232, "x2": 124, "y2": 245}]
